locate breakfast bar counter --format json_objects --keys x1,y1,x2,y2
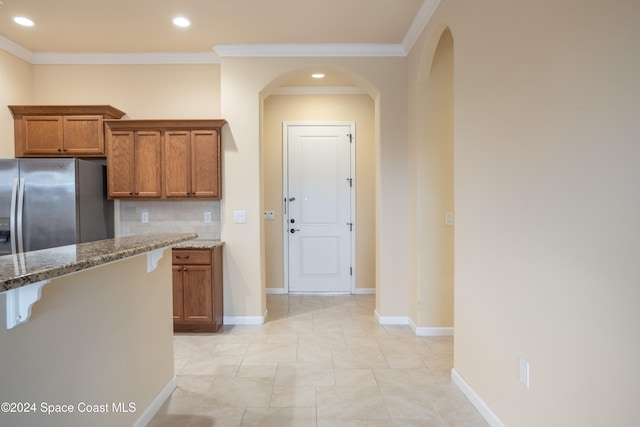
[
  {"x1": 0, "y1": 233, "x2": 197, "y2": 291},
  {"x1": 0, "y1": 233, "x2": 195, "y2": 427}
]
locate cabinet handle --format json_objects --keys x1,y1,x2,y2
[{"x1": 176, "y1": 255, "x2": 190, "y2": 259}]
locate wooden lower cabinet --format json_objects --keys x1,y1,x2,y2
[{"x1": 172, "y1": 246, "x2": 223, "y2": 332}]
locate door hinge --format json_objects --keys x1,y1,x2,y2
[
  {"x1": 347, "y1": 222, "x2": 353, "y2": 232},
  {"x1": 350, "y1": 267, "x2": 353, "y2": 276},
  {"x1": 346, "y1": 178, "x2": 353, "y2": 187},
  {"x1": 347, "y1": 133, "x2": 353, "y2": 143}
]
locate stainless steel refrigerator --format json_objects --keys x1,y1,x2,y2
[{"x1": 0, "y1": 158, "x2": 114, "y2": 256}]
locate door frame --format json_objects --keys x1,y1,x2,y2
[{"x1": 282, "y1": 121, "x2": 356, "y2": 294}]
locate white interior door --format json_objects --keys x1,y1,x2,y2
[{"x1": 285, "y1": 123, "x2": 354, "y2": 293}]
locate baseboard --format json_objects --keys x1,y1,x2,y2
[
  {"x1": 223, "y1": 309, "x2": 267, "y2": 325},
  {"x1": 408, "y1": 318, "x2": 454, "y2": 336},
  {"x1": 451, "y1": 369, "x2": 505, "y2": 427},
  {"x1": 266, "y1": 288, "x2": 375, "y2": 295},
  {"x1": 132, "y1": 375, "x2": 176, "y2": 427},
  {"x1": 375, "y1": 310, "x2": 410, "y2": 325},
  {"x1": 351, "y1": 288, "x2": 375, "y2": 295}
]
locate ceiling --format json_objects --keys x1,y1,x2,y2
[{"x1": 0, "y1": 0, "x2": 428, "y2": 55}]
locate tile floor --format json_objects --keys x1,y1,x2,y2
[{"x1": 148, "y1": 294, "x2": 488, "y2": 427}]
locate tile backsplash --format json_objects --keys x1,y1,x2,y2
[{"x1": 118, "y1": 200, "x2": 221, "y2": 240}]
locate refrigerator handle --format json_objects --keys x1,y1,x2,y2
[
  {"x1": 16, "y1": 177, "x2": 25, "y2": 254},
  {"x1": 10, "y1": 178, "x2": 19, "y2": 254}
]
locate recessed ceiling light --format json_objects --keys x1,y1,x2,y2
[
  {"x1": 13, "y1": 16, "x2": 35, "y2": 27},
  {"x1": 172, "y1": 16, "x2": 190, "y2": 28},
  {"x1": 312, "y1": 73, "x2": 325, "y2": 79}
]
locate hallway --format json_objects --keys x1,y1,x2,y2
[{"x1": 149, "y1": 294, "x2": 488, "y2": 426}]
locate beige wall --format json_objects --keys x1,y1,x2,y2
[
  {"x1": 32, "y1": 64, "x2": 221, "y2": 118},
  {"x1": 262, "y1": 94, "x2": 375, "y2": 291},
  {"x1": 0, "y1": 50, "x2": 32, "y2": 157},
  {"x1": 408, "y1": 28, "x2": 454, "y2": 328},
  {"x1": 0, "y1": 253, "x2": 174, "y2": 427},
  {"x1": 409, "y1": 0, "x2": 640, "y2": 425}
]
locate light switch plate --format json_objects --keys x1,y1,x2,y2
[
  {"x1": 233, "y1": 210, "x2": 246, "y2": 224},
  {"x1": 204, "y1": 211, "x2": 212, "y2": 223},
  {"x1": 141, "y1": 211, "x2": 149, "y2": 224}
]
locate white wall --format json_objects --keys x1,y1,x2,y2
[{"x1": 409, "y1": 0, "x2": 640, "y2": 425}]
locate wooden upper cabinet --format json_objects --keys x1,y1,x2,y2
[
  {"x1": 165, "y1": 129, "x2": 221, "y2": 198},
  {"x1": 106, "y1": 128, "x2": 162, "y2": 199},
  {"x1": 191, "y1": 130, "x2": 221, "y2": 198},
  {"x1": 164, "y1": 130, "x2": 192, "y2": 197},
  {"x1": 105, "y1": 119, "x2": 225, "y2": 200},
  {"x1": 9, "y1": 105, "x2": 126, "y2": 157}
]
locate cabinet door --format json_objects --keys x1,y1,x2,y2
[
  {"x1": 22, "y1": 116, "x2": 64, "y2": 155},
  {"x1": 134, "y1": 131, "x2": 162, "y2": 197},
  {"x1": 182, "y1": 265, "x2": 213, "y2": 323},
  {"x1": 63, "y1": 115, "x2": 104, "y2": 155},
  {"x1": 164, "y1": 130, "x2": 192, "y2": 197},
  {"x1": 191, "y1": 130, "x2": 221, "y2": 198},
  {"x1": 107, "y1": 130, "x2": 136, "y2": 198},
  {"x1": 172, "y1": 265, "x2": 185, "y2": 323}
]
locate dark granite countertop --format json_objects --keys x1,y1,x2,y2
[
  {"x1": 0, "y1": 233, "x2": 197, "y2": 291},
  {"x1": 172, "y1": 239, "x2": 225, "y2": 249}
]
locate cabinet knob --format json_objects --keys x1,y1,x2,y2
[{"x1": 129, "y1": 192, "x2": 133, "y2": 196}]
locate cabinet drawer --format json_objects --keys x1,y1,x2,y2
[{"x1": 172, "y1": 249, "x2": 211, "y2": 265}]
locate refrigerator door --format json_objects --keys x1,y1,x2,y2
[
  {"x1": 76, "y1": 159, "x2": 114, "y2": 243},
  {"x1": 0, "y1": 159, "x2": 19, "y2": 256},
  {"x1": 20, "y1": 158, "x2": 79, "y2": 252}
]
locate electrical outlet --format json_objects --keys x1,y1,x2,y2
[
  {"x1": 141, "y1": 211, "x2": 149, "y2": 224},
  {"x1": 445, "y1": 212, "x2": 454, "y2": 226},
  {"x1": 519, "y1": 358, "x2": 530, "y2": 388},
  {"x1": 204, "y1": 211, "x2": 212, "y2": 223},
  {"x1": 263, "y1": 210, "x2": 275, "y2": 220}
]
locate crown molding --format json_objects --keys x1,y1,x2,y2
[
  {"x1": 0, "y1": 35, "x2": 34, "y2": 63},
  {"x1": 402, "y1": 0, "x2": 442, "y2": 53},
  {"x1": 271, "y1": 86, "x2": 367, "y2": 96},
  {"x1": 31, "y1": 51, "x2": 220, "y2": 65},
  {"x1": 0, "y1": 0, "x2": 439, "y2": 64},
  {"x1": 213, "y1": 43, "x2": 407, "y2": 58}
]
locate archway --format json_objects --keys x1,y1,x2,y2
[
  {"x1": 259, "y1": 67, "x2": 377, "y2": 297},
  {"x1": 411, "y1": 27, "x2": 455, "y2": 333}
]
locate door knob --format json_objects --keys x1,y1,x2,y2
[{"x1": 290, "y1": 228, "x2": 300, "y2": 233}]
